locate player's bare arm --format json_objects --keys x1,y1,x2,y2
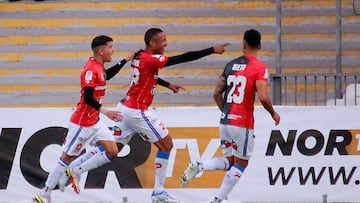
[
  {"x1": 100, "y1": 107, "x2": 122, "y2": 122},
  {"x1": 105, "y1": 54, "x2": 133, "y2": 80},
  {"x1": 256, "y1": 80, "x2": 280, "y2": 125},
  {"x1": 164, "y1": 43, "x2": 229, "y2": 67},
  {"x1": 213, "y1": 76, "x2": 226, "y2": 112}
]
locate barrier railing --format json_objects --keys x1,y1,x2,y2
[
  {"x1": 354, "y1": 0, "x2": 360, "y2": 15},
  {"x1": 270, "y1": 73, "x2": 360, "y2": 106}
]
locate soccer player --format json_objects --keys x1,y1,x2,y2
[
  {"x1": 181, "y1": 29, "x2": 281, "y2": 203},
  {"x1": 58, "y1": 81, "x2": 184, "y2": 194},
  {"x1": 32, "y1": 35, "x2": 133, "y2": 203},
  {"x1": 108, "y1": 27, "x2": 228, "y2": 203}
]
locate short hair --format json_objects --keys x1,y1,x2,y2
[
  {"x1": 243, "y1": 29, "x2": 261, "y2": 48},
  {"x1": 91, "y1": 35, "x2": 113, "y2": 50},
  {"x1": 144, "y1": 28, "x2": 163, "y2": 46}
]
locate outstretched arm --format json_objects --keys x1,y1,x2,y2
[
  {"x1": 165, "y1": 43, "x2": 229, "y2": 67},
  {"x1": 105, "y1": 53, "x2": 134, "y2": 80}
]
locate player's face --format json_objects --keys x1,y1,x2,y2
[
  {"x1": 151, "y1": 32, "x2": 167, "y2": 54},
  {"x1": 101, "y1": 41, "x2": 115, "y2": 63}
]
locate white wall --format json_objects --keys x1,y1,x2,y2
[{"x1": 0, "y1": 106, "x2": 359, "y2": 203}]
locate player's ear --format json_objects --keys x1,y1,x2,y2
[
  {"x1": 98, "y1": 46, "x2": 105, "y2": 56},
  {"x1": 149, "y1": 39, "x2": 156, "y2": 48}
]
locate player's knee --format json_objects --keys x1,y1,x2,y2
[
  {"x1": 157, "y1": 140, "x2": 173, "y2": 152},
  {"x1": 107, "y1": 147, "x2": 119, "y2": 158},
  {"x1": 163, "y1": 142, "x2": 173, "y2": 152},
  {"x1": 101, "y1": 145, "x2": 119, "y2": 159}
]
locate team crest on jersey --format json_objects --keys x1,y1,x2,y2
[
  {"x1": 112, "y1": 126, "x2": 122, "y2": 136},
  {"x1": 85, "y1": 71, "x2": 93, "y2": 84},
  {"x1": 221, "y1": 140, "x2": 232, "y2": 149}
]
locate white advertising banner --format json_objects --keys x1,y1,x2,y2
[{"x1": 0, "y1": 106, "x2": 359, "y2": 203}]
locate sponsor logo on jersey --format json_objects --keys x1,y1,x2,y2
[
  {"x1": 95, "y1": 85, "x2": 106, "y2": 90},
  {"x1": 227, "y1": 114, "x2": 242, "y2": 120}
]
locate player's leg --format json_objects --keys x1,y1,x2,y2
[
  {"x1": 66, "y1": 113, "x2": 133, "y2": 176},
  {"x1": 66, "y1": 116, "x2": 134, "y2": 193},
  {"x1": 181, "y1": 156, "x2": 231, "y2": 187},
  {"x1": 213, "y1": 126, "x2": 254, "y2": 202},
  {"x1": 124, "y1": 107, "x2": 179, "y2": 203},
  {"x1": 60, "y1": 122, "x2": 107, "y2": 194},
  {"x1": 33, "y1": 124, "x2": 82, "y2": 202},
  {"x1": 153, "y1": 134, "x2": 173, "y2": 190},
  {"x1": 33, "y1": 155, "x2": 74, "y2": 203},
  {"x1": 151, "y1": 135, "x2": 180, "y2": 203},
  {"x1": 181, "y1": 124, "x2": 231, "y2": 187},
  {"x1": 58, "y1": 145, "x2": 103, "y2": 192},
  {"x1": 66, "y1": 120, "x2": 115, "y2": 193},
  {"x1": 66, "y1": 139, "x2": 116, "y2": 194}
]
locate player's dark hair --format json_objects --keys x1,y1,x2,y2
[
  {"x1": 243, "y1": 29, "x2": 261, "y2": 48},
  {"x1": 91, "y1": 35, "x2": 113, "y2": 50},
  {"x1": 144, "y1": 28, "x2": 163, "y2": 46}
]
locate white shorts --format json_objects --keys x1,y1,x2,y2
[
  {"x1": 62, "y1": 120, "x2": 114, "y2": 156},
  {"x1": 219, "y1": 124, "x2": 255, "y2": 160},
  {"x1": 112, "y1": 103, "x2": 169, "y2": 144}
]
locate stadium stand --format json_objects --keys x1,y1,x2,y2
[{"x1": 0, "y1": 0, "x2": 359, "y2": 107}]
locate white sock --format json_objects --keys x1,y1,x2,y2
[
  {"x1": 216, "y1": 164, "x2": 244, "y2": 200},
  {"x1": 71, "y1": 146, "x2": 112, "y2": 177},
  {"x1": 200, "y1": 157, "x2": 230, "y2": 172},
  {"x1": 69, "y1": 146, "x2": 102, "y2": 168},
  {"x1": 44, "y1": 158, "x2": 69, "y2": 193},
  {"x1": 153, "y1": 151, "x2": 169, "y2": 193}
]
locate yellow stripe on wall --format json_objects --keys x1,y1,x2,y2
[
  {"x1": 0, "y1": 1, "x2": 352, "y2": 13},
  {"x1": 0, "y1": 2, "x2": 275, "y2": 12},
  {"x1": 0, "y1": 17, "x2": 275, "y2": 28},
  {"x1": 1, "y1": 15, "x2": 351, "y2": 28}
]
